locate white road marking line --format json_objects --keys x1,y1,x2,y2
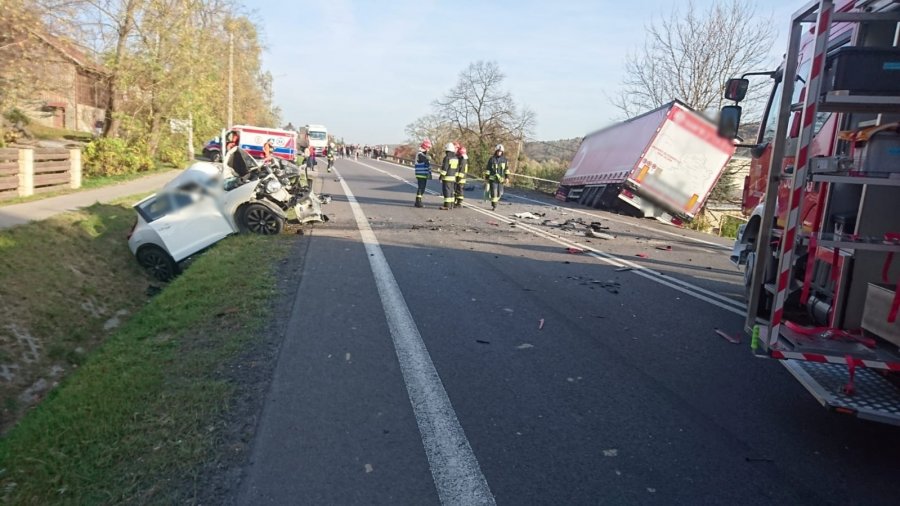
[
  {"x1": 366, "y1": 157, "x2": 732, "y2": 251},
  {"x1": 333, "y1": 167, "x2": 496, "y2": 506},
  {"x1": 503, "y1": 193, "x2": 732, "y2": 251},
  {"x1": 349, "y1": 159, "x2": 746, "y2": 316}
]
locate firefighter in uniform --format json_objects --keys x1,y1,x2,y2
[
  {"x1": 485, "y1": 144, "x2": 509, "y2": 211},
  {"x1": 413, "y1": 139, "x2": 432, "y2": 207},
  {"x1": 454, "y1": 145, "x2": 468, "y2": 207},
  {"x1": 439, "y1": 142, "x2": 459, "y2": 210},
  {"x1": 326, "y1": 142, "x2": 336, "y2": 172}
]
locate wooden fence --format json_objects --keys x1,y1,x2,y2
[{"x1": 0, "y1": 147, "x2": 82, "y2": 201}]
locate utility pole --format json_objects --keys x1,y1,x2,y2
[
  {"x1": 187, "y1": 112, "x2": 195, "y2": 160},
  {"x1": 227, "y1": 25, "x2": 234, "y2": 127}
]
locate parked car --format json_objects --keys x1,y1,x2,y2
[
  {"x1": 202, "y1": 138, "x2": 222, "y2": 161},
  {"x1": 127, "y1": 158, "x2": 287, "y2": 281}
]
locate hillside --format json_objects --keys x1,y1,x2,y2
[{"x1": 524, "y1": 138, "x2": 581, "y2": 163}]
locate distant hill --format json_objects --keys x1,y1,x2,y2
[{"x1": 524, "y1": 138, "x2": 581, "y2": 163}]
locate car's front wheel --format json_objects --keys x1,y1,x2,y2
[
  {"x1": 242, "y1": 203, "x2": 284, "y2": 235},
  {"x1": 137, "y1": 245, "x2": 180, "y2": 281}
]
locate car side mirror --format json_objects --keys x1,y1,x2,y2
[
  {"x1": 724, "y1": 78, "x2": 749, "y2": 102},
  {"x1": 717, "y1": 105, "x2": 743, "y2": 139}
]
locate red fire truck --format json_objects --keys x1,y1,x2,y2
[{"x1": 721, "y1": 0, "x2": 900, "y2": 424}]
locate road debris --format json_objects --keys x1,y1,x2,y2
[
  {"x1": 364, "y1": 463, "x2": 374, "y2": 473},
  {"x1": 411, "y1": 224, "x2": 425, "y2": 230},
  {"x1": 588, "y1": 229, "x2": 616, "y2": 240},
  {"x1": 513, "y1": 212, "x2": 544, "y2": 220},
  {"x1": 566, "y1": 247, "x2": 584, "y2": 254},
  {"x1": 615, "y1": 267, "x2": 633, "y2": 272},
  {"x1": 318, "y1": 194, "x2": 333, "y2": 204},
  {"x1": 538, "y1": 318, "x2": 545, "y2": 330},
  {"x1": 590, "y1": 280, "x2": 620, "y2": 294},
  {"x1": 542, "y1": 220, "x2": 562, "y2": 227},
  {"x1": 635, "y1": 253, "x2": 649, "y2": 258},
  {"x1": 516, "y1": 343, "x2": 534, "y2": 349},
  {"x1": 715, "y1": 329, "x2": 741, "y2": 344},
  {"x1": 476, "y1": 339, "x2": 491, "y2": 345},
  {"x1": 602, "y1": 449, "x2": 618, "y2": 457},
  {"x1": 488, "y1": 221, "x2": 500, "y2": 226},
  {"x1": 655, "y1": 245, "x2": 673, "y2": 251}
]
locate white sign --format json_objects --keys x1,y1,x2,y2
[{"x1": 169, "y1": 118, "x2": 191, "y2": 133}]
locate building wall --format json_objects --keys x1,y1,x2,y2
[{"x1": 9, "y1": 38, "x2": 106, "y2": 133}]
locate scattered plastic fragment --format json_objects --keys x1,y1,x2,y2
[
  {"x1": 635, "y1": 253, "x2": 649, "y2": 258},
  {"x1": 476, "y1": 339, "x2": 491, "y2": 344},
  {"x1": 566, "y1": 247, "x2": 584, "y2": 254},
  {"x1": 488, "y1": 221, "x2": 500, "y2": 226},
  {"x1": 602, "y1": 449, "x2": 618, "y2": 457},
  {"x1": 365, "y1": 463, "x2": 373, "y2": 473},
  {"x1": 715, "y1": 329, "x2": 741, "y2": 344},
  {"x1": 655, "y1": 245, "x2": 672, "y2": 251},
  {"x1": 538, "y1": 318, "x2": 545, "y2": 330},
  {"x1": 588, "y1": 230, "x2": 616, "y2": 240},
  {"x1": 514, "y1": 212, "x2": 542, "y2": 220},
  {"x1": 516, "y1": 343, "x2": 534, "y2": 349},
  {"x1": 615, "y1": 267, "x2": 632, "y2": 272}
]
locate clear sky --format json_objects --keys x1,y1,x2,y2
[{"x1": 244, "y1": 0, "x2": 797, "y2": 144}]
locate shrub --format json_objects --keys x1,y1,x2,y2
[
  {"x1": 3, "y1": 108, "x2": 31, "y2": 127},
  {"x1": 157, "y1": 137, "x2": 188, "y2": 167},
  {"x1": 82, "y1": 138, "x2": 154, "y2": 177}
]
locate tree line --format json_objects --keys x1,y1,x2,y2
[{"x1": 1, "y1": 0, "x2": 279, "y2": 171}]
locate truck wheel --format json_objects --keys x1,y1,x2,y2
[
  {"x1": 743, "y1": 251, "x2": 756, "y2": 300},
  {"x1": 242, "y1": 203, "x2": 284, "y2": 235},
  {"x1": 137, "y1": 245, "x2": 180, "y2": 282}
]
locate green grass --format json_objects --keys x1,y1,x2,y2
[
  {"x1": 27, "y1": 124, "x2": 94, "y2": 142},
  {"x1": 0, "y1": 229, "x2": 290, "y2": 504}
]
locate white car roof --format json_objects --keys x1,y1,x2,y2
[{"x1": 162, "y1": 161, "x2": 225, "y2": 192}]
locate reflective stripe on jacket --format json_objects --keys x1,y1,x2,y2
[
  {"x1": 414, "y1": 151, "x2": 431, "y2": 178},
  {"x1": 441, "y1": 153, "x2": 459, "y2": 181},
  {"x1": 486, "y1": 156, "x2": 508, "y2": 181}
]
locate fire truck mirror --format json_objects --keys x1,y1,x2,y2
[
  {"x1": 724, "y1": 78, "x2": 749, "y2": 102},
  {"x1": 717, "y1": 105, "x2": 742, "y2": 140}
]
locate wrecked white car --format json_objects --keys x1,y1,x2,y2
[{"x1": 128, "y1": 150, "x2": 326, "y2": 281}]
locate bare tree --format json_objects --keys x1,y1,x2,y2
[
  {"x1": 425, "y1": 61, "x2": 535, "y2": 170},
  {"x1": 613, "y1": 0, "x2": 774, "y2": 118}
]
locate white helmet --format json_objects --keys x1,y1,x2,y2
[
  {"x1": 444, "y1": 142, "x2": 456, "y2": 152},
  {"x1": 495, "y1": 144, "x2": 504, "y2": 152}
]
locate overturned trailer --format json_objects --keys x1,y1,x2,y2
[{"x1": 556, "y1": 101, "x2": 735, "y2": 225}]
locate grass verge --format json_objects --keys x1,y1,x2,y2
[{"x1": 0, "y1": 232, "x2": 290, "y2": 504}]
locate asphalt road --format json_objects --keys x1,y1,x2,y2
[{"x1": 237, "y1": 156, "x2": 900, "y2": 505}]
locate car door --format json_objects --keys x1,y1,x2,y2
[{"x1": 139, "y1": 191, "x2": 234, "y2": 261}]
